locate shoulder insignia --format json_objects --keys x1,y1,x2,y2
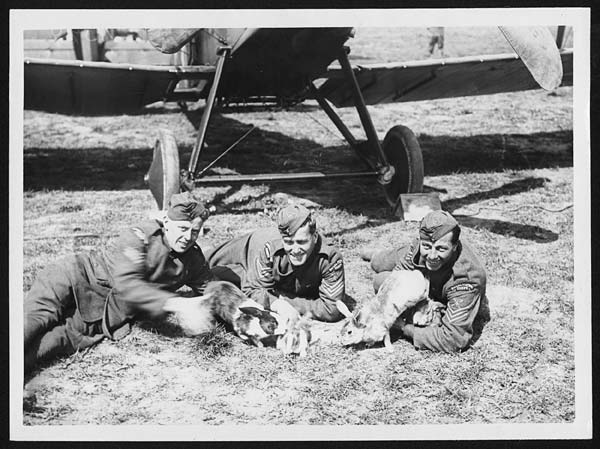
[{"x1": 448, "y1": 283, "x2": 475, "y2": 293}]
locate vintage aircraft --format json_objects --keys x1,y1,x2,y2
[{"x1": 23, "y1": 26, "x2": 573, "y2": 211}]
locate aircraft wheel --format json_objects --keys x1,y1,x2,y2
[
  {"x1": 381, "y1": 125, "x2": 424, "y2": 206},
  {"x1": 146, "y1": 129, "x2": 181, "y2": 210}
]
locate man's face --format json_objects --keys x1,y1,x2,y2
[
  {"x1": 419, "y1": 230, "x2": 457, "y2": 272},
  {"x1": 281, "y1": 223, "x2": 318, "y2": 266},
  {"x1": 163, "y1": 218, "x2": 203, "y2": 253}
]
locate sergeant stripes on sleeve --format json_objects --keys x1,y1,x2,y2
[
  {"x1": 255, "y1": 242, "x2": 274, "y2": 279},
  {"x1": 445, "y1": 288, "x2": 479, "y2": 324},
  {"x1": 320, "y1": 260, "x2": 344, "y2": 299}
]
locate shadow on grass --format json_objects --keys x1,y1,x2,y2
[
  {"x1": 24, "y1": 111, "x2": 572, "y2": 192},
  {"x1": 316, "y1": 178, "x2": 560, "y2": 242},
  {"x1": 24, "y1": 112, "x2": 570, "y2": 242},
  {"x1": 447, "y1": 177, "x2": 560, "y2": 243}
]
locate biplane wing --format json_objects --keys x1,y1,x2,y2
[
  {"x1": 24, "y1": 58, "x2": 215, "y2": 115},
  {"x1": 23, "y1": 47, "x2": 573, "y2": 114},
  {"x1": 316, "y1": 49, "x2": 573, "y2": 106}
]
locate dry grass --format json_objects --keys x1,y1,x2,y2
[{"x1": 20, "y1": 27, "x2": 575, "y2": 426}]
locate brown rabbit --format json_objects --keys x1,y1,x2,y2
[{"x1": 337, "y1": 270, "x2": 429, "y2": 351}]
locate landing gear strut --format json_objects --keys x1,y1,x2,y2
[
  {"x1": 145, "y1": 44, "x2": 425, "y2": 211},
  {"x1": 311, "y1": 46, "x2": 424, "y2": 207}
]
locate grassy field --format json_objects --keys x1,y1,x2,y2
[{"x1": 19, "y1": 27, "x2": 576, "y2": 429}]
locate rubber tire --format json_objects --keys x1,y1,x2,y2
[
  {"x1": 381, "y1": 125, "x2": 424, "y2": 206},
  {"x1": 146, "y1": 129, "x2": 181, "y2": 210}
]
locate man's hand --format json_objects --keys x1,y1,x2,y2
[
  {"x1": 270, "y1": 297, "x2": 300, "y2": 333},
  {"x1": 163, "y1": 295, "x2": 215, "y2": 336},
  {"x1": 392, "y1": 316, "x2": 415, "y2": 340}
]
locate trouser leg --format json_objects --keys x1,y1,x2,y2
[
  {"x1": 370, "y1": 249, "x2": 398, "y2": 293},
  {"x1": 25, "y1": 308, "x2": 104, "y2": 373},
  {"x1": 24, "y1": 256, "x2": 105, "y2": 371},
  {"x1": 24, "y1": 256, "x2": 77, "y2": 349},
  {"x1": 25, "y1": 322, "x2": 76, "y2": 373},
  {"x1": 370, "y1": 249, "x2": 398, "y2": 273}
]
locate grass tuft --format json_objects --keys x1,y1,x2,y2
[{"x1": 190, "y1": 325, "x2": 234, "y2": 360}]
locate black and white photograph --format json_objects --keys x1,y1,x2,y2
[{"x1": 9, "y1": 7, "x2": 591, "y2": 441}]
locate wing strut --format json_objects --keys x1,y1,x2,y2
[
  {"x1": 337, "y1": 47, "x2": 395, "y2": 186},
  {"x1": 147, "y1": 46, "x2": 231, "y2": 207},
  {"x1": 186, "y1": 46, "x2": 232, "y2": 180}
]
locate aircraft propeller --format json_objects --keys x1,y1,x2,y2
[
  {"x1": 145, "y1": 28, "x2": 202, "y2": 54},
  {"x1": 498, "y1": 26, "x2": 563, "y2": 91}
]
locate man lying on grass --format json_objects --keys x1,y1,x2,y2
[
  {"x1": 24, "y1": 192, "x2": 216, "y2": 374},
  {"x1": 362, "y1": 210, "x2": 489, "y2": 352},
  {"x1": 207, "y1": 204, "x2": 346, "y2": 323}
]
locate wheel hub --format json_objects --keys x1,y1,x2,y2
[{"x1": 377, "y1": 165, "x2": 395, "y2": 185}]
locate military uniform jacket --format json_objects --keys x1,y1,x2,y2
[
  {"x1": 208, "y1": 227, "x2": 345, "y2": 322},
  {"x1": 74, "y1": 219, "x2": 213, "y2": 339},
  {"x1": 394, "y1": 238, "x2": 487, "y2": 352}
]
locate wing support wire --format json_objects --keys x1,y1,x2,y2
[{"x1": 195, "y1": 125, "x2": 257, "y2": 178}]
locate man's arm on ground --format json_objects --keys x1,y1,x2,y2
[
  {"x1": 411, "y1": 283, "x2": 482, "y2": 352},
  {"x1": 393, "y1": 240, "x2": 418, "y2": 271},
  {"x1": 111, "y1": 229, "x2": 177, "y2": 318}
]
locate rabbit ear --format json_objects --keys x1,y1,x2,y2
[
  {"x1": 239, "y1": 306, "x2": 264, "y2": 317},
  {"x1": 336, "y1": 300, "x2": 353, "y2": 319}
]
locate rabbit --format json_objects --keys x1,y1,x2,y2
[
  {"x1": 336, "y1": 269, "x2": 429, "y2": 351},
  {"x1": 275, "y1": 314, "x2": 317, "y2": 357},
  {"x1": 204, "y1": 281, "x2": 280, "y2": 347},
  {"x1": 409, "y1": 298, "x2": 445, "y2": 327}
]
